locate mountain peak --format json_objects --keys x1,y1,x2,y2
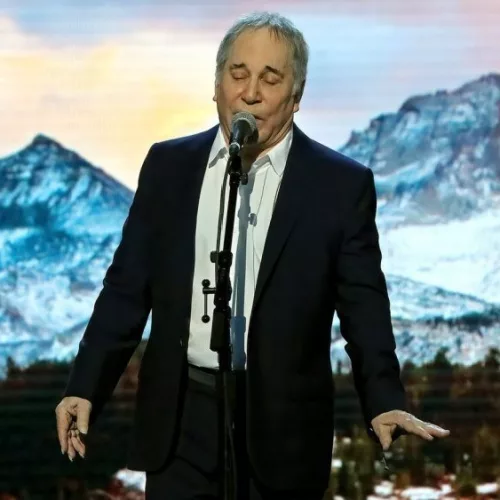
[
  {"x1": 0, "y1": 130, "x2": 133, "y2": 235},
  {"x1": 30, "y1": 133, "x2": 64, "y2": 149},
  {"x1": 339, "y1": 72, "x2": 500, "y2": 227},
  {"x1": 396, "y1": 72, "x2": 500, "y2": 114},
  {"x1": 467, "y1": 72, "x2": 500, "y2": 88}
]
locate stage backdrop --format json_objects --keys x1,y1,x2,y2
[{"x1": 1, "y1": 1, "x2": 500, "y2": 499}]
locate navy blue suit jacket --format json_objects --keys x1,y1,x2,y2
[{"x1": 64, "y1": 123, "x2": 406, "y2": 490}]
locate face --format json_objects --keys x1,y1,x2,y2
[{"x1": 214, "y1": 27, "x2": 301, "y2": 156}]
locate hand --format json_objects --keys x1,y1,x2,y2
[
  {"x1": 371, "y1": 410, "x2": 450, "y2": 450},
  {"x1": 55, "y1": 396, "x2": 92, "y2": 461}
]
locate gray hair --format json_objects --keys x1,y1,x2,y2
[{"x1": 215, "y1": 11, "x2": 309, "y2": 100}]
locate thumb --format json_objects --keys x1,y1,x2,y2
[
  {"x1": 76, "y1": 403, "x2": 90, "y2": 434},
  {"x1": 378, "y1": 426, "x2": 393, "y2": 451}
]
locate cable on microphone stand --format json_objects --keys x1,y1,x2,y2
[
  {"x1": 201, "y1": 112, "x2": 257, "y2": 500},
  {"x1": 201, "y1": 153, "x2": 248, "y2": 500}
]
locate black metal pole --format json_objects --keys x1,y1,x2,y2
[{"x1": 202, "y1": 152, "x2": 246, "y2": 500}]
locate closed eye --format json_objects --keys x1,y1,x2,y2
[{"x1": 231, "y1": 71, "x2": 248, "y2": 80}]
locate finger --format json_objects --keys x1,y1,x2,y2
[
  {"x1": 71, "y1": 434, "x2": 86, "y2": 458},
  {"x1": 399, "y1": 417, "x2": 434, "y2": 440},
  {"x1": 67, "y1": 435, "x2": 77, "y2": 461},
  {"x1": 424, "y1": 423, "x2": 450, "y2": 437},
  {"x1": 377, "y1": 426, "x2": 393, "y2": 451},
  {"x1": 76, "y1": 404, "x2": 90, "y2": 435},
  {"x1": 417, "y1": 425, "x2": 434, "y2": 440},
  {"x1": 69, "y1": 427, "x2": 86, "y2": 454},
  {"x1": 55, "y1": 406, "x2": 72, "y2": 454}
]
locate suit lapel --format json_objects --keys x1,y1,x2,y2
[
  {"x1": 176, "y1": 125, "x2": 219, "y2": 194},
  {"x1": 252, "y1": 124, "x2": 313, "y2": 312},
  {"x1": 170, "y1": 123, "x2": 314, "y2": 316},
  {"x1": 158, "y1": 126, "x2": 217, "y2": 312},
  {"x1": 170, "y1": 125, "x2": 219, "y2": 233}
]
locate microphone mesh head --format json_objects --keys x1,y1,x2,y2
[{"x1": 231, "y1": 111, "x2": 257, "y2": 135}]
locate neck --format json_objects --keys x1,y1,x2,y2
[{"x1": 235, "y1": 121, "x2": 293, "y2": 171}]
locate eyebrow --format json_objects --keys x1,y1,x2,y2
[{"x1": 229, "y1": 63, "x2": 285, "y2": 79}]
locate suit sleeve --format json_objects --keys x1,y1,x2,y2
[
  {"x1": 334, "y1": 167, "x2": 407, "y2": 440},
  {"x1": 62, "y1": 143, "x2": 158, "y2": 424}
]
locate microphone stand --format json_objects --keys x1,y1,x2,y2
[{"x1": 201, "y1": 150, "x2": 247, "y2": 500}]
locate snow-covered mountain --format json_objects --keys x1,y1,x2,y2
[
  {"x1": 340, "y1": 73, "x2": 500, "y2": 228},
  {"x1": 332, "y1": 275, "x2": 500, "y2": 368},
  {"x1": 1, "y1": 74, "x2": 500, "y2": 377},
  {"x1": 379, "y1": 208, "x2": 500, "y2": 304},
  {"x1": 0, "y1": 135, "x2": 135, "y2": 376},
  {"x1": 338, "y1": 74, "x2": 500, "y2": 305},
  {"x1": 330, "y1": 73, "x2": 500, "y2": 366}
]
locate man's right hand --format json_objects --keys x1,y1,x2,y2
[{"x1": 55, "y1": 396, "x2": 92, "y2": 461}]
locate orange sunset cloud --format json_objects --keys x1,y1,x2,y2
[
  {"x1": 1, "y1": 0, "x2": 499, "y2": 189},
  {"x1": 0, "y1": 16, "x2": 219, "y2": 188}
]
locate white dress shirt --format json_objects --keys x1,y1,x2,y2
[{"x1": 187, "y1": 125, "x2": 293, "y2": 369}]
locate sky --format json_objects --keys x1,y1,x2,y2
[{"x1": 0, "y1": 0, "x2": 499, "y2": 188}]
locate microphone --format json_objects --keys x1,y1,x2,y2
[{"x1": 229, "y1": 111, "x2": 258, "y2": 157}]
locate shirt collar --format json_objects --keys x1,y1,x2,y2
[
  {"x1": 208, "y1": 125, "x2": 293, "y2": 177},
  {"x1": 207, "y1": 127, "x2": 228, "y2": 168}
]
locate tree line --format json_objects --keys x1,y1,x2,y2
[{"x1": 0, "y1": 343, "x2": 498, "y2": 499}]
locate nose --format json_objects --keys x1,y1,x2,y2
[{"x1": 241, "y1": 78, "x2": 261, "y2": 105}]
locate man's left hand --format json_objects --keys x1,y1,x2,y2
[{"x1": 371, "y1": 410, "x2": 450, "y2": 450}]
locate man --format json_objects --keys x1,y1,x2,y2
[{"x1": 56, "y1": 11, "x2": 450, "y2": 500}]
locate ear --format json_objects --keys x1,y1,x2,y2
[
  {"x1": 213, "y1": 82, "x2": 219, "y2": 102},
  {"x1": 293, "y1": 80, "x2": 305, "y2": 113},
  {"x1": 293, "y1": 94, "x2": 301, "y2": 113}
]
